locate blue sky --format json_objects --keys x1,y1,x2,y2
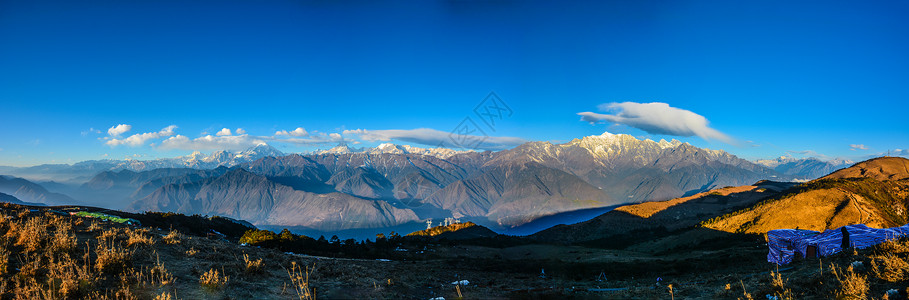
[{"x1": 1, "y1": 1, "x2": 907, "y2": 166}]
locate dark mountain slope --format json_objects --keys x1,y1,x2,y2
[{"x1": 131, "y1": 168, "x2": 419, "y2": 230}]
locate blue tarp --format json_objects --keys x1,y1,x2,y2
[{"x1": 767, "y1": 224, "x2": 909, "y2": 265}]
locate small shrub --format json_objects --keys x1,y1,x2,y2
[
  {"x1": 243, "y1": 254, "x2": 263, "y2": 274},
  {"x1": 98, "y1": 228, "x2": 120, "y2": 241},
  {"x1": 186, "y1": 247, "x2": 198, "y2": 257},
  {"x1": 162, "y1": 230, "x2": 183, "y2": 245},
  {"x1": 95, "y1": 238, "x2": 131, "y2": 274},
  {"x1": 239, "y1": 229, "x2": 279, "y2": 245},
  {"x1": 287, "y1": 262, "x2": 315, "y2": 300},
  {"x1": 769, "y1": 270, "x2": 794, "y2": 300},
  {"x1": 125, "y1": 228, "x2": 154, "y2": 247},
  {"x1": 833, "y1": 264, "x2": 868, "y2": 299},
  {"x1": 87, "y1": 220, "x2": 102, "y2": 232},
  {"x1": 870, "y1": 253, "x2": 909, "y2": 282},
  {"x1": 15, "y1": 217, "x2": 48, "y2": 253},
  {"x1": 154, "y1": 291, "x2": 176, "y2": 300},
  {"x1": 146, "y1": 256, "x2": 175, "y2": 286},
  {"x1": 50, "y1": 229, "x2": 77, "y2": 255},
  {"x1": 877, "y1": 238, "x2": 909, "y2": 254},
  {"x1": 200, "y1": 268, "x2": 228, "y2": 291}
]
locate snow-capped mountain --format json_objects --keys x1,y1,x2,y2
[
  {"x1": 4, "y1": 132, "x2": 801, "y2": 234},
  {"x1": 315, "y1": 143, "x2": 469, "y2": 159},
  {"x1": 112, "y1": 143, "x2": 285, "y2": 171}
]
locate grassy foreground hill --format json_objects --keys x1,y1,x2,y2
[{"x1": 703, "y1": 157, "x2": 909, "y2": 234}]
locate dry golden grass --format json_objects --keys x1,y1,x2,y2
[
  {"x1": 0, "y1": 247, "x2": 9, "y2": 276},
  {"x1": 13, "y1": 216, "x2": 49, "y2": 253},
  {"x1": 200, "y1": 268, "x2": 229, "y2": 291},
  {"x1": 154, "y1": 291, "x2": 176, "y2": 300},
  {"x1": 87, "y1": 220, "x2": 103, "y2": 232},
  {"x1": 876, "y1": 238, "x2": 909, "y2": 254},
  {"x1": 162, "y1": 230, "x2": 183, "y2": 245},
  {"x1": 50, "y1": 227, "x2": 78, "y2": 255},
  {"x1": 185, "y1": 247, "x2": 198, "y2": 257},
  {"x1": 98, "y1": 228, "x2": 120, "y2": 241},
  {"x1": 287, "y1": 261, "x2": 315, "y2": 300},
  {"x1": 0, "y1": 207, "x2": 279, "y2": 299},
  {"x1": 125, "y1": 228, "x2": 154, "y2": 247}
]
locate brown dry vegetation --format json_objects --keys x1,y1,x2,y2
[{"x1": 0, "y1": 204, "x2": 328, "y2": 299}]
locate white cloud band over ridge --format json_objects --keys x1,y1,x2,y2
[
  {"x1": 343, "y1": 128, "x2": 526, "y2": 151},
  {"x1": 159, "y1": 134, "x2": 266, "y2": 151},
  {"x1": 98, "y1": 124, "x2": 526, "y2": 152},
  {"x1": 578, "y1": 102, "x2": 733, "y2": 144},
  {"x1": 105, "y1": 125, "x2": 177, "y2": 147}
]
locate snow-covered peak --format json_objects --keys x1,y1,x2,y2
[
  {"x1": 241, "y1": 143, "x2": 284, "y2": 157},
  {"x1": 186, "y1": 151, "x2": 205, "y2": 160},
  {"x1": 317, "y1": 144, "x2": 358, "y2": 154},
  {"x1": 567, "y1": 132, "x2": 640, "y2": 149},
  {"x1": 315, "y1": 143, "x2": 468, "y2": 159},
  {"x1": 369, "y1": 143, "x2": 407, "y2": 155},
  {"x1": 657, "y1": 139, "x2": 683, "y2": 149}
]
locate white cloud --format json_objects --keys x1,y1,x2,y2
[
  {"x1": 216, "y1": 128, "x2": 232, "y2": 136},
  {"x1": 236, "y1": 128, "x2": 246, "y2": 135},
  {"x1": 578, "y1": 102, "x2": 733, "y2": 144},
  {"x1": 82, "y1": 128, "x2": 101, "y2": 136},
  {"x1": 275, "y1": 127, "x2": 308, "y2": 137},
  {"x1": 343, "y1": 128, "x2": 526, "y2": 151},
  {"x1": 105, "y1": 125, "x2": 177, "y2": 147},
  {"x1": 849, "y1": 144, "x2": 868, "y2": 151},
  {"x1": 158, "y1": 134, "x2": 266, "y2": 151},
  {"x1": 107, "y1": 124, "x2": 132, "y2": 137}
]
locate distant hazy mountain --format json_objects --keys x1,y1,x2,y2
[
  {"x1": 128, "y1": 132, "x2": 788, "y2": 232},
  {"x1": 0, "y1": 175, "x2": 78, "y2": 205},
  {"x1": 75, "y1": 167, "x2": 230, "y2": 209},
  {"x1": 0, "y1": 144, "x2": 284, "y2": 184},
  {"x1": 754, "y1": 156, "x2": 853, "y2": 181}
]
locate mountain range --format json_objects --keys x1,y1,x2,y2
[
  {"x1": 0, "y1": 133, "x2": 863, "y2": 235},
  {"x1": 123, "y1": 133, "x2": 795, "y2": 232}
]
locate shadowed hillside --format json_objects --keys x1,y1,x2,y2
[{"x1": 530, "y1": 180, "x2": 794, "y2": 245}]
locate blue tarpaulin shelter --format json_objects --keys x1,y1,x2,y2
[{"x1": 767, "y1": 224, "x2": 909, "y2": 265}]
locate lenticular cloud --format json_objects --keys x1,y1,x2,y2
[{"x1": 578, "y1": 102, "x2": 732, "y2": 144}]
